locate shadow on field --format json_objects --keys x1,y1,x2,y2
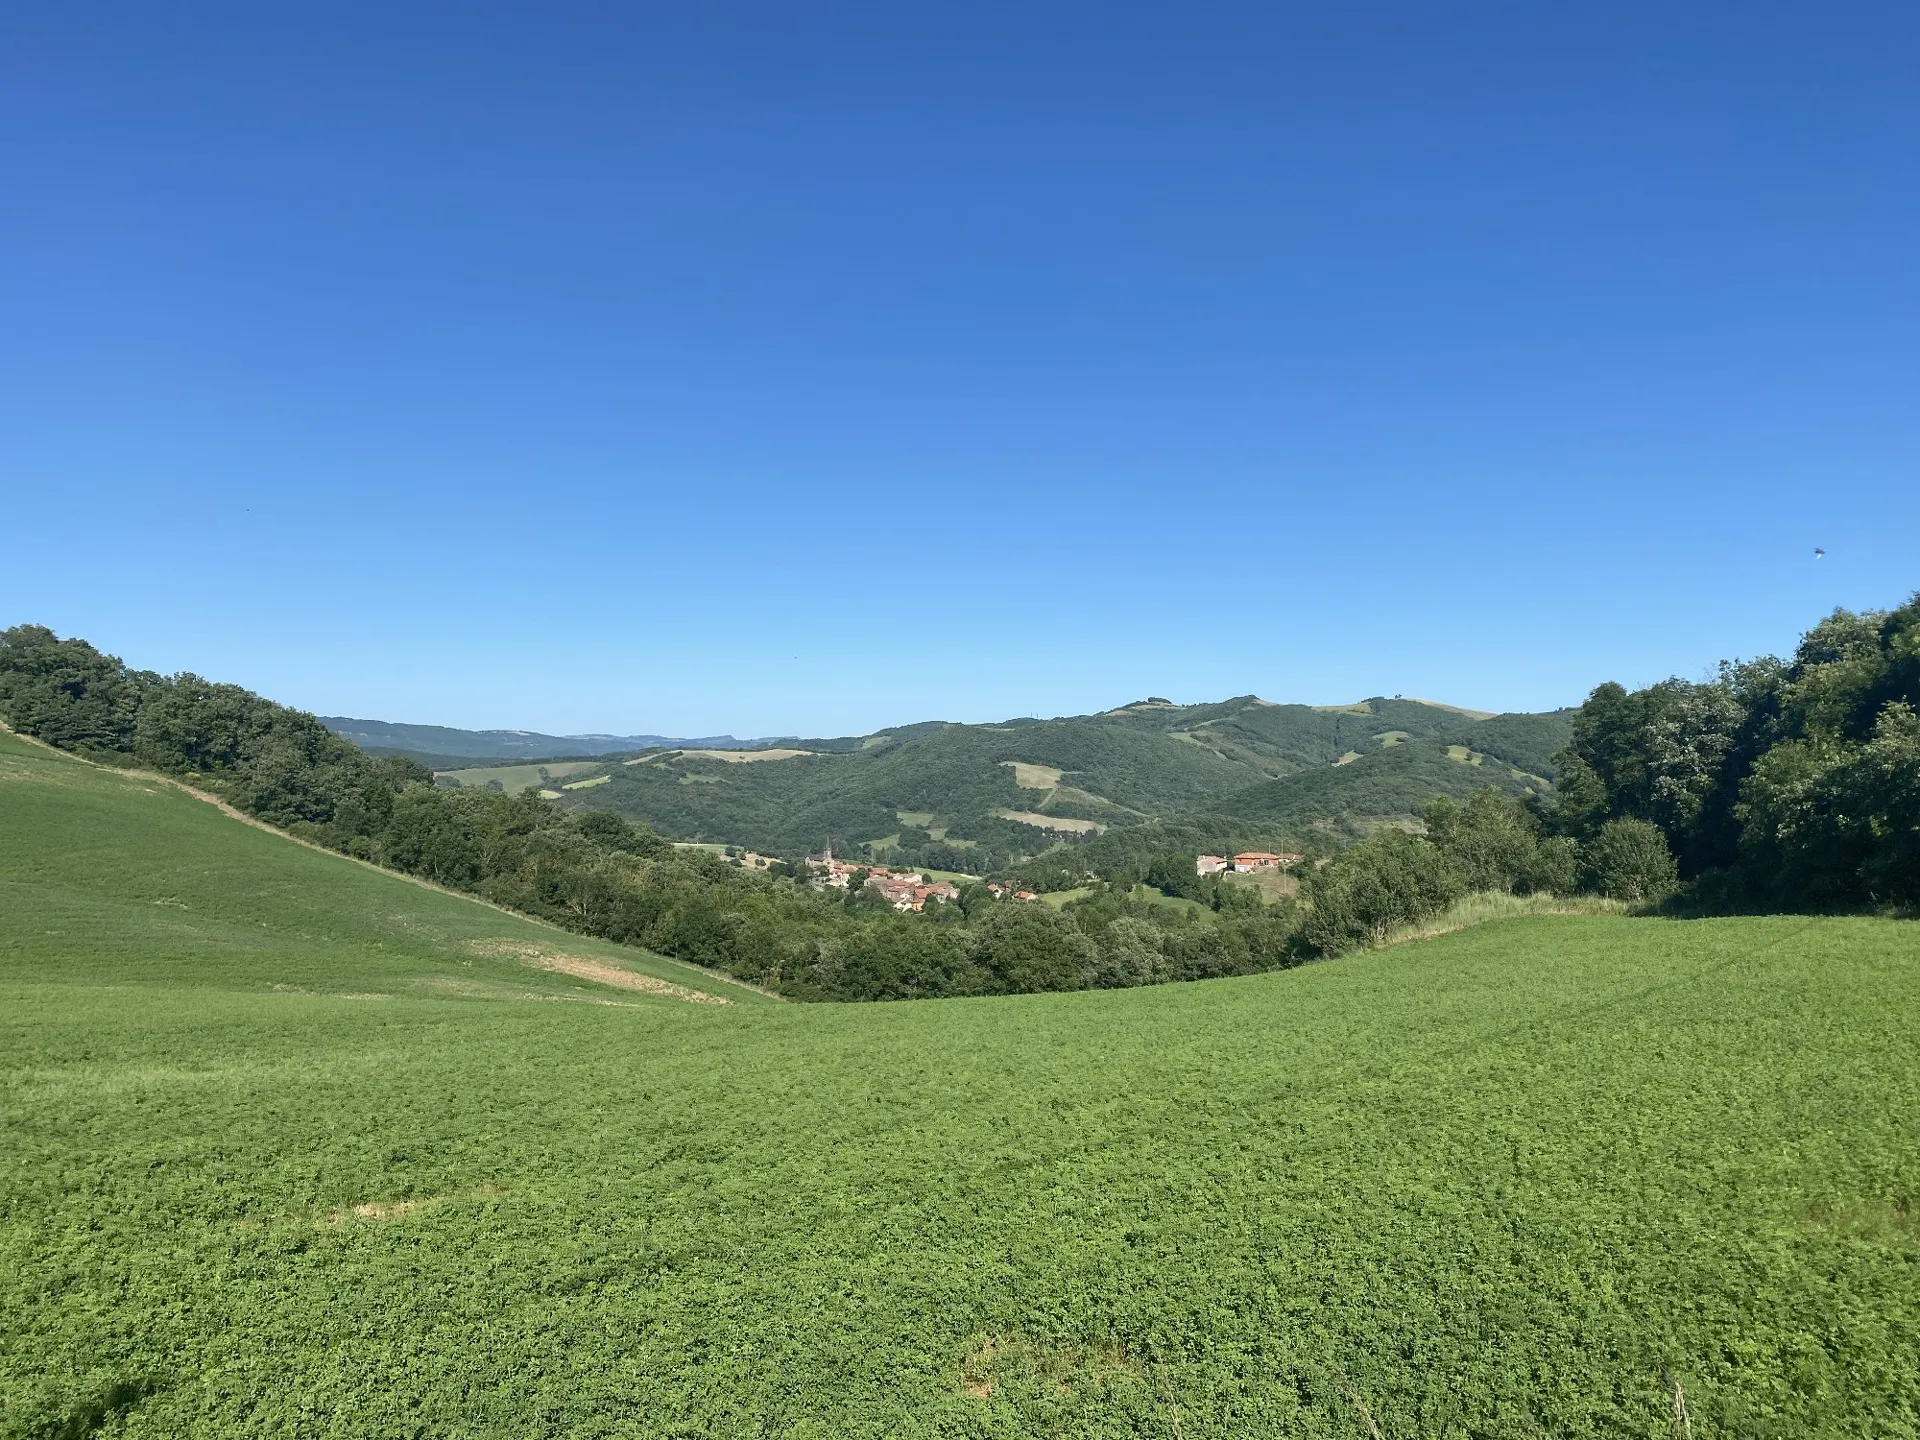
[{"x1": 18, "y1": 1378, "x2": 160, "y2": 1440}]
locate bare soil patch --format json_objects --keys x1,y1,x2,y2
[
  {"x1": 1001, "y1": 760, "x2": 1065, "y2": 789},
  {"x1": 469, "y1": 940, "x2": 730, "y2": 1004},
  {"x1": 628, "y1": 747, "x2": 811, "y2": 764},
  {"x1": 996, "y1": 809, "x2": 1105, "y2": 834},
  {"x1": 327, "y1": 1197, "x2": 441, "y2": 1224}
]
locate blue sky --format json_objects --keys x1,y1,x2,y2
[{"x1": 4, "y1": 3, "x2": 1915, "y2": 737}]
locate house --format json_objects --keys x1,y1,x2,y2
[
  {"x1": 866, "y1": 873, "x2": 920, "y2": 909},
  {"x1": 1195, "y1": 855, "x2": 1228, "y2": 875},
  {"x1": 807, "y1": 861, "x2": 851, "y2": 889},
  {"x1": 1231, "y1": 851, "x2": 1304, "y2": 872},
  {"x1": 803, "y1": 847, "x2": 862, "y2": 888},
  {"x1": 864, "y1": 871, "x2": 953, "y2": 912}
]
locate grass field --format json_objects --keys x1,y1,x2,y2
[
  {"x1": 995, "y1": 809, "x2": 1106, "y2": 835},
  {"x1": 434, "y1": 760, "x2": 602, "y2": 792},
  {"x1": 1220, "y1": 867, "x2": 1301, "y2": 903},
  {"x1": 637, "y1": 748, "x2": 813, "y2": 765},
  {"x1": 4, "y1": 734, "x2": 1920, "y2": 1436},
  {"x1": 1003, "y1": 761, "x2": 1066, "y2": 791},
  {"x1": 0, "y1": 733, "x2": 763, "y2": 1005}
]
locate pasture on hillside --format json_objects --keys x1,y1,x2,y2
[
  {"x1": 433, "y1": 760, "x2": 603, "y2": 793},
  {"x1": 0, "y1": 731, "x2": 760, "y2": 1005},
  {"x1": 3, "y1": 732, "x2": 1918, "y2": 1437}
]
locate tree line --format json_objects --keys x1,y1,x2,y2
[
  {"x1": 1542, "y1": 594, "x2": 1918, "y2": 909},
  {"x1": 1291, "y1": 592, "x2": 1920, "y2": 949}
]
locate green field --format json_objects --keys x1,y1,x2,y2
[
  {"x1": 434, "y1": 760, "x2": 602, "y2": 793},
  {"x1": 5, "y1": 735, "x2": 1920, "y2": 1436},
  {"x1": 0, "y1": 733, "x2": 762, "y2": 1005}
]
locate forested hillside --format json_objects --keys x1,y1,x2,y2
[
  {"x1": 439, "y1": 694, "x2": 1577, "y2": 868},
  {"x1": 320, "y1": 716, "x2": 776, "y2": 768},
  {"x1": 1259, "y1": 591, "x2": 1920, "y2": 952},
  {"x1": 9, "y1": 590, "x2": 1906, "y2": 1014},
  {"x1": 1542, "y1": 594, "x2": 1920, "y2": 907}
]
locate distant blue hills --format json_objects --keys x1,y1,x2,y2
[{"x1": 319, "y1": 717, "x2": 790, "y2": 762}]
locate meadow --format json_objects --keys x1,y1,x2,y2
[
  {"x1": 4, "y1": 735, "x2": 1919, "y2": 1437},
  {"x1": 0, "y1": 733, "x2": 761, "y2": 1004},
  {"x1": 433, "y1": 761, "x2": 602, "y2": 793}
]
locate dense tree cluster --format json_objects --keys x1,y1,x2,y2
[
  {"x1": 1298, "y1": 790, "x2": 1589, "y2": 955},
  {"x1": 1291, "y1": 592, "x2": 1920, "y2": 949},
  {"x1": 1544, "y1": 595, "x2": 1920, "y2": 908}
]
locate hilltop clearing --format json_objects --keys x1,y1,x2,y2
[
  {"x1": 5, "y1": 831, "x2": 1915, "y2": 1434},
  {"x1": 430, "y1": 759, "x2": 602, "y2": 792}
]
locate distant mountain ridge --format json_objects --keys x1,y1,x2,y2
[
  {"x1": 386, "y1": 693, "x2": 1578, "y2": 868},
  {"x1": 319, "y1": 717, "x2": 791, "y2": 762}
]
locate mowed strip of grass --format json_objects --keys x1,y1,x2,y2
[{"x1": 0, "y1": 730, "x2": 763, "y2": 1003}]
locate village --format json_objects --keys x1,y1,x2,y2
[
  {"x1": 729, "y1": 845, "x2": 1308, "y2": 912},
  {"x1": 801, "y1": 849, "x2": 966, "y2": 911},
  {"x1": 1195, "y1": 850, "x2": 1305, "y2": 875}
]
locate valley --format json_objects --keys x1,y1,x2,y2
[
  {"x1": 3, "y1": 605, "x2": 1917, "y2": 1435},
  {"x1": 3, "y1": 722, "x2": 1913, "y2": 1434},
  {"x1": 421, "y1": 695, "x2": 1578, "y2": 871}
]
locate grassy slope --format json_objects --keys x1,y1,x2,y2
[
  {"x1": 3, "y1": 734, "x2": 1916, "y2": 1436},
  {"x1": 0, "y1": 730, "x2": 763, "y2": 1004},
  {"x1": 433, "y1": 759, "x2": 602, "y2": 791}
]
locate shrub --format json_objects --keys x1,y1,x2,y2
[
  {"x1": 1582, "y1": 818, "x2": 1679, "y2": 904},
  {"x1": 1301, "y1": 830, "x2": 1465, "y2": 956}
]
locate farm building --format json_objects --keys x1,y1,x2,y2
[
  {"x1": 1195, "y1": 855, "x2": 1228, "y2": 875},
  {"x1": 1231, "y1": 851, "x2": 1304, "y2": 872}
]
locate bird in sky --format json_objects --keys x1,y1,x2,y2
[{"x1": 1814, "y1": 547, "x2": 1826, "y2": 559}]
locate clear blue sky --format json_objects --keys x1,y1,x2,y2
[{"x1": 4, "y1": 3, "x2": 1915, "y2": 737}]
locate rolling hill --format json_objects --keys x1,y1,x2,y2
[
  {"x1": 319, "y1": 716, "x2": 792, "y2": 767},
  {"x1": 4, "y1": 721, "x2": 1915, "y2": 1435},
  {"x1": 0, "y1": 729, "x2": 759, "y2": 1005},
  {"x1": 428, "y1": 695, "x2": 1577, "y2": 863}
]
